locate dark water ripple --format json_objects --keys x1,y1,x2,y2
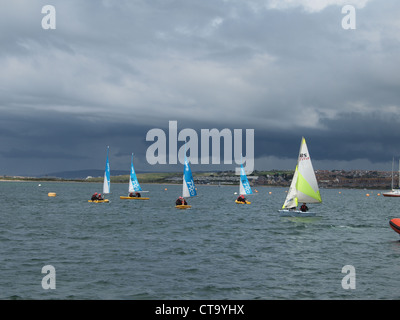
[{"x1": 1, "y1": 181, "x2": 400, "y2": 299}]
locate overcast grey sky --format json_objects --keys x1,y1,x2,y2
[{"x1": 1, "y1": 0, "x2": 400, "y2": 175}]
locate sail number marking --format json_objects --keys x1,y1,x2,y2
[{"x1": 299, "y1": 153, "x2": 310, "y2": 161}]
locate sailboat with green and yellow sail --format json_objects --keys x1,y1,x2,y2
[{"x1": 279, "y1": 137, "x2": 322, "y2": 217}]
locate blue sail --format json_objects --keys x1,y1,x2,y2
[
  {"x1": 182, "y1": 156, "x2": 197, "y2": 198},
  {"x1": 129, "y1": 153, "x2": 142, "y2": 192},
  {"x1": 239, "y1": 164, "x2": 252, "y2": 195},
  {"x1": 103, "y1": 146, "x2": 110, "y2": 194}
]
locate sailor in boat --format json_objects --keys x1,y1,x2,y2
[
  {"x1": 176, "y1": 196, "x2": 188, "y2": 206},
  {"x1": 300, "y1": 203, "x2": 309, "y2": 212},
  {"x1": 91, "y1": 192, "x2": 98, "y2": 201},
  {"x1": 236, "y1": 194, "x2": 247, "y2": 203},
  {"x1": 97, "y1": 193, "x2": 104, "y2": 200},
  {"x1": 129, "y1": 192, "x2": 141, "y2": 197}
]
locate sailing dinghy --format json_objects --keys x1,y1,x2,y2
[
  {"x1": 89, "y1": 146, "x2": 110, "y2": 203},
  {"x1": 235, "y1": 163, "x2": 252, "y2": 204},
  {"x1": 176, "y1": 154, "x2": 197, "y2": 209},
  {"x1": 120, "y1": 153, "x2": 149, "y2": 200},
  {"x1": 279, "y1": 137, "x2": 321, "y2": 216}
]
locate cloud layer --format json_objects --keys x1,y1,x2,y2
[{"x1": 0, "y1": 0, "x2": 399, "y2": 175}]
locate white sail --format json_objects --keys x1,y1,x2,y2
[
  {"x1": 182, "y1": 177, "x2": 190, "y2": 198},
  {"x1": 103, "y1": 146, "x2": 110, "y2": 195},
  {"x1": 239, "y1": 164, "x2": 253, "y2": 195},
  {"x1": 282, "y1": 166, "x2": 299, "y2": 209}
]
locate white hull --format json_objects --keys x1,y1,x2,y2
[
  {"x1": 279, "y1": 209, "x2": 316, "y2": 217},
  {"x1": 382, "y1": 190, "x2": 400, "y2": 197}
]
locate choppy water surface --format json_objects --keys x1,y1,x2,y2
[{"x1": 1, "y1": 181, "x2": 400, "y2": 299}]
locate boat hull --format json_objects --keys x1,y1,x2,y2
[
  {"x1": 279, "y1": 209, "x2": 316, "y2": 217},
  {"x1": 175, "y1": 205, "x2": 191, "y2": 209},
  {"x1": 235, "y1": 200, "x2": 251, "y2": 204},
  {"x1": 389, "y1": 218, "x2": 400, "y2": 235},
  {"x1": 120, "y1": 196, "x2": 150, "y2": 200},
  {"x1": 383, "y1": 193, "x2": 400, "y2": 197},
  {"x1": 88, "y1": 199, "x2": 109, "y2": 203}
]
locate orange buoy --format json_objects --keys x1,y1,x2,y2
[
  {"x1": 389, "y1": 218, "x2": 400, "y2": 235},
  {"x1": 366, "y1": 194, "x2": 370, "y2": 197},
  {"x1": 48, "y1": 192, "x2": 56, "y2": 197}
]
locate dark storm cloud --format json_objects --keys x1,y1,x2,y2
[
  {"x1": 0, "y1": 0, "x2": 399, "y2": 174},
  {"x1": 0, "y1": 108, "x2": 153, "y2": 175}
]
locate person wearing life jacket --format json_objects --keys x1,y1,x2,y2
[
  {"x1": 236, "y1": 194, "x2": 247, "y2": 203},
  {"x1": 129, "y1": 192, "x2": 135, "y2": 197},
  {"x1": 97, "y1": 193, "x2": 103, "y2": 200},
  {"x1": 300, "y1": 203, "x2": 308, "y2": 212},
  {"x1": 91, "y1": 192, "x2": 98, "y2": 201},
  {"x1": 176, "y1": 196, "x2": 187, "y2": 205},
  {"x1": 135, "y1": 192, "x2": 141, "y2": 197}
]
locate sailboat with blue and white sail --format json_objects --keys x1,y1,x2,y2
[
  {"x1": 235, "y1": 163, "x2": 252, "y2": 204},
  {"x1": 89, "y1": 146, "x2": 110, "y2": 203},
  {"x1": 120, "y1": 153, "x2": 149, "y2": 200},
  {"x1": 176, "y1": 153, "x2": 197, "y2": 209}
]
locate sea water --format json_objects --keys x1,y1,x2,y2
[{"x1": 1, "y1": 181, "x2": 399, "y2": 300}]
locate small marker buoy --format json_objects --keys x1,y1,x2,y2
[
  {"x1": 269, "y1": 192, "x2": 272, "y2": 194},
  {"x1": 366, "y1": 194, "x2": 370, "y2": 197},
  {"x1": 48, "y1": 192, "x2": 56, "y2": 197}
]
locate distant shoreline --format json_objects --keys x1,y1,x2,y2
[
  {"x1": 1, "y1": 169, "x2": 396, "y2": 190},
  {"x1": 0, "y1": 171, "x2": 395, "y2": 190}
]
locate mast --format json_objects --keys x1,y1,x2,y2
[{"x1": 391, "y1": 157, "x2": 394, "y2": 190}]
